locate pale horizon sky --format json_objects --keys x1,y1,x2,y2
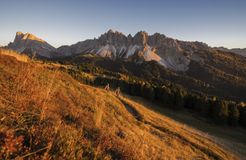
[{"x1": 0, "y1": 0, "x2": 246, "y2": 49}]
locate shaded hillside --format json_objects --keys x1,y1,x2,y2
[
  {"x1": 52, "y1": 49, "x2": 246, "y2": 102},
  {"x1": 0, "y1": 49, "x2": 238, "y2": 159}
]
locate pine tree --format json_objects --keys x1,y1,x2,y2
[
  {"x1": 141, "y1": 83, "x2": 155, "y2": 101},
  {"x1": 238, "y1": 103, "x2": 246, "y2": 127},
  {"x1": 228, "y1": 102, "x2": 240, "y2": 126},
  {"x1": 211, "y1": 100, "x2": 229, "y2": 124}
]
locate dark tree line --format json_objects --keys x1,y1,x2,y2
[{"x1": 93, "y1": 76, "x2": 246, "y2": 127}]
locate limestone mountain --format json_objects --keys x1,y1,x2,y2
[
  {"x1": 57, "y1": 30, "x2": 210, "y2": 71},
  {"x1": 8, "y1": 32, "x2": 56, "y2": 58},
  {"x1": 6, "y1": 30, "x2": 245, "y2": 75}
]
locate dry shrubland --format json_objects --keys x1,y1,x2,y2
[{"x1": 0, "y1": 50, "x2": 238, "y2": 159}]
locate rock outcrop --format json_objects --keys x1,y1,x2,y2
[{"x1": 8, "y1": 32, "x2": 56, "y2": 58}]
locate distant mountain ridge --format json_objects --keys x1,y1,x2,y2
[
  {"x1": 7, "y1": 30, "x2": 245, "y2": 72},
  {"x1": 215, "y1": 47, "x2": 246, "y2": 57},
  {"x1": 56, "y1": 30, "x2": 210, "y2": 71},
  {"x1": 7, "y1": 30, "x2": 210, "y2": 71}
]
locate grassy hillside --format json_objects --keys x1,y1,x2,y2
[{"x1": 0, "y1": 49, "x2": 239, "y2": 159}]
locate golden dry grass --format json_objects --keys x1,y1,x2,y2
[
  {"x1": 0, "y1": 50, "x2": 238, "y2": 159},
  {"x1": 125, "y1": 95, "x2": 246, "y2": 159},
  {"x1": 0, "y1": 48, "x2": 29, "y2": 62}
]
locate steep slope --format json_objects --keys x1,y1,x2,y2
[
  {"x1": 8, "y1": 32, "x2": 56, "y2": 58},
  {"x1": 0, "y1": 49, "x2": 237, "y2": 159}
]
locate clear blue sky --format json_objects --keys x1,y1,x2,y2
[{"x1": 0, "y1": 0, "x2": 246, "y2": 48}]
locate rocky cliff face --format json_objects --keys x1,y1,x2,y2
[
  {"x1": 57, "y1": 30, "x2": 210, "y2": 71},
  {"x1": 8, "y1": 32, "x2": 56, "y2": 58}
]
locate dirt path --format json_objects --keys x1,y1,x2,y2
[{"x1": 118, "y1": 97, "x2": 143, "y2": 122}]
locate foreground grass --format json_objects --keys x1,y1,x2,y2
[
  {"x1": 125, "y1": 95, "x2": 246, "y2": 159},
  {"x1": 0, "y1": 50, "x2": 237, "y2": 159}
]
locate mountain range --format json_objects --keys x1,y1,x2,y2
[
  {"x1": 7, "y1": 30, "x2": 246, "y2": 72},
  {"x1": 6, "y1": 30, "x2": 215, "y2": 71},
  {"x1": 7, "y1": 30, "x2": 246, "y2": 71}
]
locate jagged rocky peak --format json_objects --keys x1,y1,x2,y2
[
  {"x1": 133, "y1": 31, "x2": 148, "y2": 45},
  {"x1": 106, "y1": 29, "x2": 124, "y2": 35},
  {"x1": 8, "y1": 31, "x2": 55, "y2": 58},
  {"x1": 127, "y1": 34, "x2": 133, "y2": 44},
  {"x1": 148, "y1": 33, "x2": 167, "y2": 46},
  {"x1": 16, "y1": 31, "x2": 24, "y2": 35},
  {"x1": 97, "y1": 30, "x2": 151, "y2": 46},
  {"x1": 13, "y1": 31, "x2": 45, "y2": 43},
  {"x1": 98, "y1": 29, "x2": 127, "y2": 45},
  {"x1": 15, "y1": 31, "x2": 25, "y2": 38},
  {"x1": 57, "y1": 29, "x2": 211, "y2": 71},
  {"x1": 14, "y1": 31, "x2": 25, "y2": 42}
]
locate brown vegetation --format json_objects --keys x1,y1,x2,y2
[{"x1": 0, "y1": 50, "x2": 238, "y2": 159}]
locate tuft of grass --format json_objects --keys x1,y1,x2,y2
[{"x1": 95, "y1": 99, "x2": 104, "y2": 128}]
